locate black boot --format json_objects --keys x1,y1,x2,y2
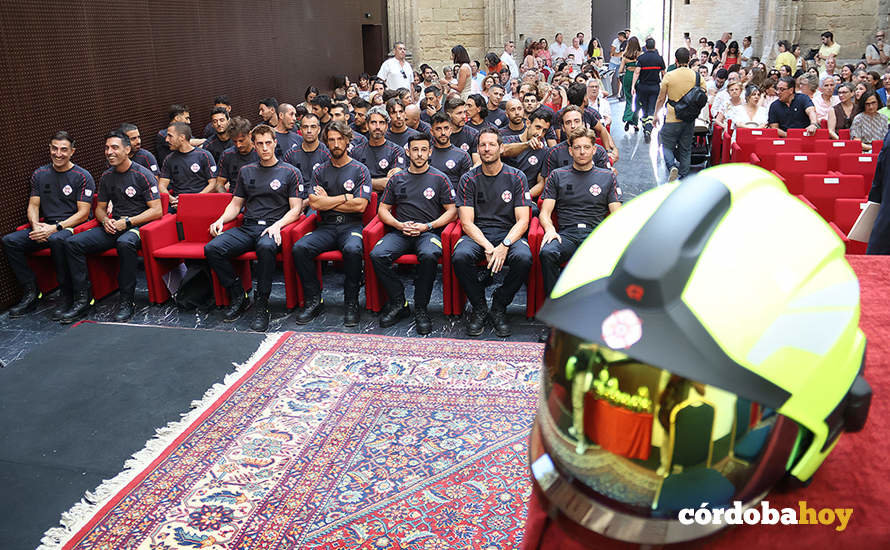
[
  {"x1": 465, "y1": 303, "x2": 488, "y2": 337},
  {"x1": 223, "y1": 284, "x2": 249, "y2": 322},
  {"x1": 344, "y1": 300, "x2": 361, "y2": 327},
  {"x1": 59, "y1": 290, "x2": 93, "y2": 324},
  {"x1": 489, "y1": 303, "x2": 512, "y2": 338},
  {"x1": 113, "y1": 292, "x2": 136, "y2": 322},
  {"x1": 295, "y1": 295, "x2": 324, "y2": 324},
  {"x1": 379, "y1": 298, "x2": 410, "y2": 328},
  {"x1": 249, "y1": 295, "x2": 271, "y2": 332},
  {"x1": 8, "y1": 282, "x2": 40, "y2": 318},
  {"x1": 414, "y1": 306, "x2": 432, "y2": 335},
  {"x1": 50, "y1": 290, "x2": 74, "y2": 321}
]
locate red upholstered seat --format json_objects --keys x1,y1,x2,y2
[
  {"x1": 800, "y1": 174, "x2": 866, "y2": 222},
  {"x1": 813, "y1": 140, "x2": 864, "y2": 171},
  {"x1": 771, "y1": 152, "x2": 828, "y2": 194},
  {"x1": 834, "y1": 153, "x2": 879, "y2": 183},
  {"x1": 748, "y1": 138, "x2": 804, "y2": 171}
]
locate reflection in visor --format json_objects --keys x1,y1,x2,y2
[{"x1": 540, "y1": 329, "x2": 784, "y2": 516}]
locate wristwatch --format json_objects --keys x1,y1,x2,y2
[
  {"x1": 426, "y1": 222, "x2": 433, "y2": 232},
  {"x1": 502, "y1": 237, "x2": 513, "y2": 247},
  {"x1": 55, "y1": 222, "x2": 63, "y2": 232},
  {"x1": 125, "y1": 217, "x2": 133, "y2": 229}
]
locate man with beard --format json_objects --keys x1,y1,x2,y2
[
  {"x1": 498, "y1": 98, "x2": 527, "y2": 138},
  {"x1": 350, "y1": 97, "x2": 372, "y2": 138},
  {"x1": 453, "y1": 128, "x2": 532, "y2": 338},
  {"x1": 329, "y1": 103, "x2": 368, "y2": 153},
  {"x1": 119, "y1": 123, "x2": 159, "y2": 175},
  {"x1": 158, "y1": 121, "x2": 217, "y2": 211},
  {"x1": 352, "y1": 105, "x2": 405, "y2": 192},
  {"x1": 404, "y1": 103, "x2": 431, "y2": 135},
  {"x1": 283, "y1": 113, "x2": 331, "y2": 184},
  {"x1": 202, "y1": 95, "x2": 232, "y2": 138},
  {"x1": 484, "y1": 84, "x2": 508, "y2": 128},
  {"x1": 517, "y1": 92, "x2": 558, "y2": 146},
  {"x1": 421, "y1": 85, "x2": 444, "y2": 123},
  {"x1": 292, "y1": 121, "x2": 372, "y2": 327},
  {"x1": 216, "y1": 117, "x2": 259, "y2": 192},
  {"x1": 274, "y1": 103, "x2": 301, "y2": 157},
  {"x1": 155, "y1": 104, "x2": 190, "y2": 167},
  {"x1": 309, "y1": 94, "x2": 333, "y2": 127},
  {"x1": 542, "y1": 106, "x2": 611, "y2": 182},
  {"x1": 205, "y1": 124, "x2": 304, "y2": 332},
  {"x1": 259, "y1": 97, "x2": 279, "y2": 128},
  {"x1": 539, "y1": 127, "x2": 621, "y2": 303},
  {"x1": 500, "y1": 108, "x2": 552, "y2": 205},
  {"x1": 370, "y1": 133, "x2": 457, "y2": 334},
  {"x1": 561, "y1": 82, "x2": 618, "y2": 163},
  {"x1": 201, "y1": 107, "x2": 232, "y2": 163},
  {"x1": 60, "y1": 131, "x2": 162, "y2": 323},
  {"x1": 2, "y1": 131, "x2": 94, "y2": 318},
  {"x1": 429, "y1": 111, "x2": 472, "y2": 189},
  {"x1": 444, "y1": 97, "x2": 481, "y2": 165},
  {"x1": 384, "y1": 97, "x2": 421, "y2": 149}
]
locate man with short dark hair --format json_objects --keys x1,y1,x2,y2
[
  {"x1": 499, "y1": 98, "x2": 527, "y2": 137},
  {"x1": 370, "y1": 133, "x2": 457, "y2": 333},
  {"x1": 453, "y1": 128, "x2": 532, "y2": 337},
  {"x1": 155, "y1": 104, "x2": 190, "y2": 167},
  {"x1": 655, "y1": 47, "x2": 707, "y2": 180},
  {"x1": 563, "y1": 83, "x2": 618, "y2": 162},
  {"x1": 61, "y1": 131, "x2": 162, "y2": 323},
  {"x1": 421, "y1": 85, "x2": 444, "y2": 123},
  {"x1": 444, "y1": 97, "x2": 481, "y2": 164},
  {"x1": 292, "y1": 121, "x2": 372, "y2": 326},
  {"x1": 329, "y1": 103, "x2": 368, "y2": 153},
  {"x1": 351, "y1": 97, "x2": 372, "y2": 138},
  {"x1": 158, "y1": 121, "x2": 217, "y2": 211},
  {"x1": 384, "y1": 97, "x2": 421, "y2": 148},
  {"x1": 2, "y1": 131, "x2": 95, "y2": 318},
  {"x1": 203, "y1": 95, "x2": 232, "y2": 138},
  {"x1": 352, "y1": 106, "x2": 405, "y2": 192},
  {"x1": 377, "y1": 41, "x2": 414, "y2": 91},
  {"x1": 119, "y1": 123, "x2": 159, "y2": 175},
  {"x1": 634, "y1": 38, "x2": 666, "y2": 142},
  {"x1": 500, "y1": 108, "x2": 553, "y2": 203},
  {"x1": 815, "y1": 31, "x2": 840, "y2": 73},
  {"x1": 541, "y1": 106, "x2": 611, "y2": 181},
  {"x1": 274, "y1": 103, "x2": 301, "y2": 157},
  {"x1": 309, "y1": 94, "x2": 333, "y2": 127},
  {"x1": 205, "y1": 124, "x2": 304, "y2": 331},
  {"x1": 428, "y1": 111, "x2": 473, "y2": 189},
  {"x1": 216, "y1": 117, "x2": 258, "y2": 192},
  {"x1": 259, "y1": 97, "x2": 280, "y2": 127},
  {"x1": 768, "y1": 76, "x2": 819, "y2": 137},
  {"x1": 485, "y1": 84, "x2": 508, "y2": 128},
  {"x1": 201, "y1": 107, "x2": 232, "y2": 162},
  {"x1": 283, "y1": 113, "x2": 332, "y2": 184}
]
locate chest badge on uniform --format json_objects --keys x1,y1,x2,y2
[
  {"x1": 190, "y1": 163, "x2": 200, "y2": 173},
  {"x1": 379, "y1": 158, "x2": 389, "y2": 169},
  {"x1": 528, "y1": 156, "x2": 539, "y2": 165},
  {"x1": 501, "y1": 190, "x2": 512, "y2": 202},
  {"x1": 445, "y1": 159, "x2": 456, "y2": 169},
  {"x1": 423, "y1": 187, "x2": 435, "y2": 200},
  {"x1": 589, "y1": 184, "x2": 602, "y2": 196},
  {"x1": 270, "y1": 179, "x2": 281, "y2": 190},
  {"x1": 601, "y1": 309, "x2": 643, "y2": 349},
  {"x1": 62, "y1": 184, "x2": 73, "y2": 196},
  {"x1": 495, "y1": 119, "x2": 502, "y2": 126},
  {"x1": 125, "y1": 186, "x2": 137, "y2": 198},
  {"x1": 150, "y1": 164, "x2": 158, "y2": 172},
  {"x1": 461, "y1": 143, "x2": 469, "y2": 151},
  {"x1": 344, "y1": 179, "x2": 355, "y2": 191}
]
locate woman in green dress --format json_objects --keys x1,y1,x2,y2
[{"x1": 619, "y1": 36, "x2": 642, "y2": 131}]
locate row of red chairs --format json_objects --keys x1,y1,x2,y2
[{"x1": 795, "y1": 194, "x2": 870, "y2": 254}]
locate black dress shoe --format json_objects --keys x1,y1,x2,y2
[
  {"x1": 414, "y1": 306, "x2": 432, "y2": 335},
  {"x1": 249, "y1": 297, "x2": 271, "y2": 332},
  {"x1": 295, "y1": 295, "x2": 324, "y2": 324},
  {"x1": 223, "y1": 287, "x2": 249, "y2": 322},
  {"x1": 379, "y1": 300, "x2": 410, "y2": 328},
  {"x1": 113, "y1": 294, "x2": 136, "y2": 322},
  {"x1": 344, "y1": 301, "x2": 361, "y2": 327},
  {"x1": 50, "y1": 292, "x2": 73, "y2": 321},
  {"x1": 8, "y1": 282, "x2": 39, "y2": 318},
  {"x1": 59, "y1": 290, "x2": 93, "y2": 324},
  {"x1": 465, "y1": 306, "x2": 488, "y2": 337},
  {"x1": 489, "y1": 305, "x2": 512, "y2": 338}
]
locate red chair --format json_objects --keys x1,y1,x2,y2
[
  {"x1": 835, "y1": 153, "x2": 879, "y2": 182},
  {"x1": 15, "y1": 217, "x2": 94, "y2": 295},
  {"x1": 80, "y1": 193, "x2": 171, "y2": 301},
  {"x1": 290, "y1": 193, "x2": 378, "y2": 309},
  {"x1": 731, "y1": 127, "x2": 779, "y2": 162},
  {"x1": 838, "y1": 129, "x2": 851, "y2": 140},
  {"x1": 363, "y1": 217, "x2": 458, "y2": 315},
  {"x1": 795, "y1": 194, "x2": 818, "y2": 211},
  {"x1": 800, "y1": 174, "x2": 866, "y2": 221},
  {"x1": 871, "y1": 140, "x2": 883, "y2": 154},
  {"x1": 710, "y1": 122, "x2": 725, "y2": 166},
  {"x1": 749, "y1": 138, "x2": 804, "y2": 171},
  {"x1": 772, "y1": 152, "x2": 828, "y2": 194},
  {"x1": 720, "y1": 123, "x2": 733, "y2": 165},
  {"x1": 786, "y1": 128, "x2": 830, "y2": 151},
  {"x1": 813, "y1": 140, "x2": 864, "y2": 171},
  {"x1": 830, "y1": 197, "x2": 869, "y2": 254}
]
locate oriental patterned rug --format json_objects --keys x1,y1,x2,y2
[{"x1": 42, "y1": 332, "x2": 544, "y2": 550}]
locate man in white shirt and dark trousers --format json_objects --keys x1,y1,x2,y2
[
  {"x1": 377, "y1": 41, "x2": 414, "y2": 91},
  {"x1": 501, "y1": 41, "x2": 520, "y2": 80}
]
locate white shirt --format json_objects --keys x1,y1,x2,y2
[
  {"x1": 550, "y1": 41, "x2": 568, "y2": 60},
  {"x1": 741, "y1": 46, "x2": 754, "y2": 62},
  {"x1": 377, "y1": 57, "x2": 414, "y2": 91},
  {"x1": 501, "y1": 51, "x2": 520, "y2": 79},
  {"x1": 471, "y1": 72, "x2": 486, "y2": 93},
  {"x1": 609, "y1": 39, "x2": 622, "y2": 65},
  {"x1": 729, "y1": 104, "x2": 768, "y2": 127},
  {"x1": 565, "y1": 46, "x2": 585, "y2": 66}
]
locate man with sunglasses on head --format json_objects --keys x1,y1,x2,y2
[{"x1": 378, "y1": 41, "x2": 414, "y2": 91}]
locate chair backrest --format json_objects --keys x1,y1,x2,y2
[
  {"x1": 837, "y1": 153, "x2": 879, "y2": 180},
  {"x1": 735, "y1": 127, "x2": 778, "y2": 148},
  {"x1": 872, "y1": 140, "x2": 884, "y2": 154},
  {"x1": 838, "y1": 129, "x2": 851, "y2": 140},
  {"x1": 362, "y1": 192, "x2": 379, "y2": 226},
  {"x1": 786, "y1": 128, "x2": 830, "y2": 140},
  {"x1": 752, "y1": 138, "x2": 804, "y2": 169},
  {"x1": 832, "y1": 197, "x2": 869, "y2": 234},
  {"x1": 813, "y1": 140, "x2": 862, "y2": 170},
  {"x1": 668, "y1": 399, "x2": 716, "y2": 470},
  {"x1": 160, "y1": 192, "x2": 170, "y2": 213},
  {"x1": 177, "y1": 193, "x2": 234, "y2": 241}
]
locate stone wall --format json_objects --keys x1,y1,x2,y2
[
  {"x1": 798, "y1": 0, "x2": 880, "y2": 64},
  {"x1": 515, "y1": 0, "x2": 591, "y2": 56},
  {"x1": 669, "y1": 0, "x2": 761, "y2": 62},
  {"x1": 416, "y1": 0, "x2": 486, "y2": 69}
]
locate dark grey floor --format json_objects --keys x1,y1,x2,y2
[{"x1": 0, "y1": 99, "x2": 659, "y2": 367}]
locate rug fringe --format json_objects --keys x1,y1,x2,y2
[{"x1": 37, "y1": 332, "x2": 286, "y2": 550}]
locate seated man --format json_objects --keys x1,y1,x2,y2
[
  {"x1": 61, "y1": 131, "x2": 162, "y2": 323},
  {"x1": 445, "y1": 96, "x2": 481, "y2": 165},
  {"x1": 2, "y1": 131, "x2": 94, "y2": 318},
  {"x1": 370, "y1": 132, "x2": 457, "y2": 334},
  {"x1": 205, "y1": 124, "x2": 304, "y2": 332},
  {"x1": 542, "y1": 106, "x2": 611, "y2": 181},
  {"x1": 768, "y1": 76, "x2": 819, "y2": 137},
  {"x1": 119, "y1": 123, "x2": 159, "y2": 175},
  {"x1": 283, "y1": 113, "x2": 331, "y2": 185},
  {"x1": 201, "y1": 107, "x2": 232, "y2": 163},
  {"x1": 292, "y1": 121, "x2": 372, "y2": 327},
  {"x1": 273, "y1": 103, "x2": 301, "y2": 157},
  {"x1": 428, "y1": 111, "x2": 473, "y2": 189},
  {"x1": 216, "y1": 116, "x2": 258, "y2": 192},
  {"x1": 539, "y1": 127, "x2": 621, "y2": 302},
  {"x1": 351, "y1": 105, "x2": 405, "y2": 192},
  {"x1": 453, "y1": 128, "x2": 532, "y2": 337},
  {"x1": 384, "y1": 97, "x2": 421, "y2": 149},
  {"x1": 155, "y1": 104, "x2": 189, "y2": 168},
  {"x1": 501, "y1": 108, "x2": 553, "y2": 206},
  {"x1": 158, "y1": 121, "x2": 217, "y2": 212}
]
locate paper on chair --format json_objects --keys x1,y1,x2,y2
[{"x1": 847, "y1": 201, "x2": 881, "y2": 242}]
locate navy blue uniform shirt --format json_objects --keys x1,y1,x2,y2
[
  {"x1": 381, "y1": 166, "x2": 455, "y2": 225},
  {"x1": 160, "y1": 147, "x2": 217, "y2": 195},
  {"x1": 29, "y1": 164, "x2": 96, "y2": 222},
  {"x1": 457, "y1": 164, "x2": 530, "y2": 232},
  {"x1": 430, "y1": 144, "x2": 473, "y2": 188},
  {"x1": 97, "y1": 162, "x2": 160, "y2": 219},
  {"x1": 233, "y1": 161, "x2": 303, "y2": 223}
]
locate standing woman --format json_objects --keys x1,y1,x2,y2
[
  {"x1": 619, "y1": 36, "x2": 641, "y2": 131},
  {"x1": 521, "y1": 42, "x2": 538, "y2": 72},
  {"x1": 828, "y1": 82, "x2": 859, "y2": 139},
  {"x1": 441, "y1": 45, "x2": 473, "y2": 101},
  {"x1": 722, "y1": 41, "x2": 740, "y2": 70},
  {"x1": 537, "y1": 38, "x2": 553, "y2": 66},
  {"x1": 587, "y1": 38, "x2": 603, "y2": 60}
]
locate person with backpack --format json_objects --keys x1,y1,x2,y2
[{"x1": 654, "y1": 47, "x2": 707, "y2": 181}]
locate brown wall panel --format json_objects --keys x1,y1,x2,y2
[{"x1": 0, "y1": 0, "x2": 369, "y2": 307}]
